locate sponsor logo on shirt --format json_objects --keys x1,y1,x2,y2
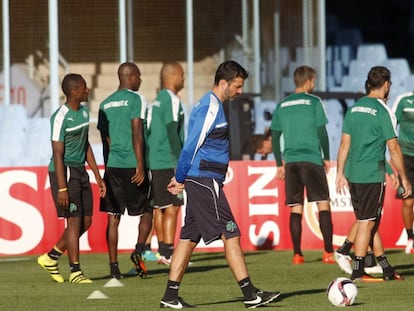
[
  {"x1": 103, "y1": 100, "x2": 128, "y2": 110},
  {"x1": 280, "y1": 99, "x2": 311, "y2": 107},
  {"x1": 351, "y1": 106, "x2": 377, "y2": 116}
]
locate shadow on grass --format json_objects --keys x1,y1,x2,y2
[
  {"x1": 196, "y1": 288, "x2": 329, "y2": 308},
  {"x1": 196, "y1": 295, "x2": 283, "y2": 308},
  {"x1": 91, "y1": 263, "x2": 230, "y2": 281}
]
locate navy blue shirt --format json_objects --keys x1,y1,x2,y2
[{"x1": 175, "y1": 91, "x2": 229, "y2": 183}]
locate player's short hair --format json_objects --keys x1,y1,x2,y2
[
  {"x1": 365, "y1": 66, "x2": 391, "y2": 93},
  {"x1": 293, "y1": 65, "x2": 316, "y2": 87},
  {"x1": 61, "y1": 73, "x2": 84, "y2": 97},
  {"x1": 214, "y1": 60, "x2": 248, "y2": 85}
]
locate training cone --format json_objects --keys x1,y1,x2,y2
[
  {"x1": 87, "y1": 290, "x2": 108, "y2": 299},
  {"x1": 104, "y1": 278, "x2": 125, "y2": 287}
]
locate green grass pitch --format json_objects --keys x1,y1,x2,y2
[{"x1": 0, "y1": 249, "x2": 413, "y2": 310}]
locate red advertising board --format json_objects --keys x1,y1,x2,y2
[{"x1": 0, "y1": 161, "x2": 408, "y2": 256}]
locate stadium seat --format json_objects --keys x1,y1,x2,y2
[
  {"x1": 356, "y1": 43, "x2": 387, "y2": 64},
  {"x1": 0, "y1": 133, "x2": 25, "y2": 165},
  {"x1": 348, "y1": 59, "x2": 372, "y2": 80},
  {"x1": 382, "y1": 58, "x2": 411, "y2": 86},
  {"x1": 340, "y1": 75, "x2": 366, "y2": 93},
  {"x1": 281, "y1": 77, "x2": 295, "y2": 97},
  {"x1": 324, "y1": 99, "x2": 344, "y2": 160},
  {"x1": 401, "y1": 74, "x2": 414, "y2": 92}
]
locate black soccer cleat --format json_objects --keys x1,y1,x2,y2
[
  {"x1": 160, "y1": 296, "x2": 195, "y2": 309},
  {"x1": 130, "y1": 251, "x2": 147, "y2": 278},
  {"x1": 244, "y1": 290, "x2": 281, "y2": 309}
]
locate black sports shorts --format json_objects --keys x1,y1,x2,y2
[
  {"x1": 349, "y1": 182, "x2": 385, "y2": 221},
  {"x1": 49, "y1": 166, "x2": 93, "y2": 218},
  {"x1": 285, "y1": 162, "x2": 330, "y2": 206},
  {"x1": 100, "y1": 167, "x2": 152, "y2": 216},
  {"x1": 150, "y1": 168, "x2": 183, "y2": 208}
]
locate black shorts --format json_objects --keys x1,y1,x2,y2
[
  {"x1": 396, "y1": 154, "x2": 414, "y2": 199},
  {"x1": 349, "y1": 182, "x2": 385, "y2": 221},
  {"x1": 150, "y1": 168, "x2": 184, "y2": 208},
  {"x1": 180, "y1": 177, "x2": 241, "y2": 245},
  {"x1": 49, "y1": 166, "x2": 93, "y2": 218},
  {"x1": 285, "y1": 162, "x2": 330, "y2": 206},
  {"x1": 100, "y1": 167, "x2": 152, "y2": 216}
]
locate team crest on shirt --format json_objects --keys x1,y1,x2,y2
[{"x1": 226, "y1": 221, "x2": 237, "y2": 233}]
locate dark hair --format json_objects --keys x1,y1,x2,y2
[
  {"x1": 365, "y1": 66, "x2": 391, "y2": 93},
  {"x1": 61, "y1": 73, "x2": 84, "y2": 97},
  {"x1": 293, "y1": 65, "x2": 316, "y2": 87},
  {"x1": 214, "y1": 60, "x2": 248, "y2": 85}
]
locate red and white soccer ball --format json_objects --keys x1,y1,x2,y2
[{"x1": 327, "y1": 277, "x2": 358, "y2": 307}]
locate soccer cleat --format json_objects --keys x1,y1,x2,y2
[
  {"x1": 160, "y1": 296, "x2": 195, "y2": 309},
  {"x1": 69, "y1": 271, "x2": 93, "y2": 284},
  {"x1": 131, "y1": 251, "x2": 148, "y2": 278},
  {"x1": 383, "y1": 272, "x2": 404, "y2": 281},
  {"x1": 142, "y1": 250, "x2": 160, "y2": 261},
  {"x1": 334, "y1": 251, "x2": 352, "y2": 274},
  {"x1": 364, "y1": 264, "x2": 383, "y2": 274},
  {"x1": 292, "y1": 254, "x2": 304, "y2": 265},
  {"x1": 244, "y1": 290, "x2": 281, "y2": 309},
  {"x1": 110, "y1": 265, "x2": 123, "y2": 279},
  {"x1": 158, "y1": 255, "x2": 172, "y2": 266},
  {"x1": 322, "y1": 251, "x2": 336, "y2": 264},
  {"x1": 405, "y1": 238, "x2": 413, "y2": 254},
  {"x1": 37, "y1": 253, "x2": 64, "y2": 283}
]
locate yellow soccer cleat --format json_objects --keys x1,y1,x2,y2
[
  {"x1": 37, "y1": 253, "x2": 64, "y2": 283},
  {"x1": 69, "y1": 271, "x2": 93, "y2": 284}
]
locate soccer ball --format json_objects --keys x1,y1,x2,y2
[{"x1": 327, "y1": 277, "x2": 358, "y2": 307}]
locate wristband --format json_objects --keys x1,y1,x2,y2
[{"x1": 58, "y1": 187, "x2": 68, "y2": 192}]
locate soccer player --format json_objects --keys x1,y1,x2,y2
[
  {"x1": 38, "y1": 73, "x2": 106, "y2": 283},
  {"x1": 97, "y1": 62, "x2": 153, "y2": 279},
  {"x1": 160, "y1": 60, "x2": 280, "y2": 309},
  {"x1": 146, "y1": 62, "x2": 185, "y2": 265},
  {"x1": 336, "y1": 66, "x2": 411, "y2": 281},
  {"x1": 271, "y1": 65, "x2": 335, "y2": 265},
  {"x1": 335, "y1": 163, "x2": 398, "y2": 275},
  {"x1": 392, "y1": 91, "x2": 414, "y2": 254}
]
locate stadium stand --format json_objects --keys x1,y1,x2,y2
[{"x1": 1, "y1": 40, "x2": 413, "y2": 167}]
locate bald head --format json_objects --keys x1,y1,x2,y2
[
  {"x1": 160, "y1": 62, "x2": 185, "y2": 94},
  {"x1": 117, "y1": 62, "x2": 141, "y2": 91}
]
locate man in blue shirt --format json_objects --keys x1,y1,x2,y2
[{"x1": 160, "y1": 61, "x2": 280, "y2": 309}]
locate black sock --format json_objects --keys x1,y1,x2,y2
[
  {"x1": 290, "y1": 212, "x2": 303, "y2": 255},
  {"x1": 238, "y1": 277, "x2": 257, "y2": 299},
  {"x1": 134, "y1": 243, "x2": 145, "y2": 255},
  {"x1": 376, "y1": 254, "x2": 393, "y2": 273},
  {"x1": 364, "y1": 251, "x2": 376, "y2": 267},
  {"x1": 144, "y1": 243, "x2": 151, "y2": 252},
  {"x1": 319, "y1": 210, "x2": 334, "y2": 253},
  {"x1": 351, "y1": 256, "x2": 364, "y2": 278},
  {"x1": 70, "y1": 262, "x2": 81, "y2": 273},
  {"x1": 110, "y1": 262, "x2": 119, "y2": 274},
  {"x1": 164, "y1": 243, "x2": 174, "y2": 259},
  {"x1": 158, "y1": 241, "x2": 165, "y2": 257},
  {"x1": 162, "y1": 280, "x2": 180, "y2": 301},
  {"x1": 48, "y1": 246, "x2": 63, "y2": 260},
  {"x1": 337, "y1": 239, "x2": 353, "y2": 255},
  {"x1": 406, "y1": 229, "x2": 413, "y2": 240}
]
